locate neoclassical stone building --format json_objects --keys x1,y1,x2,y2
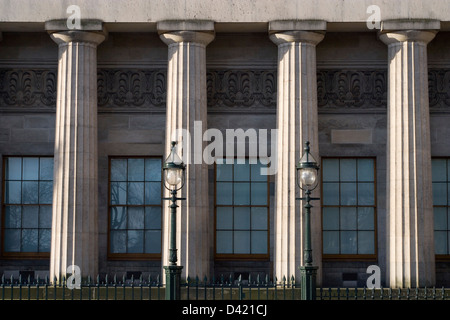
[{"x1": 0, "y1": 0, "x2": 450, "y2": 288}]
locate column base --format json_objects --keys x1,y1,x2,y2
[
  {"x1": 299, "y1": 266, "x2": 318, "y2": 300},
  {"x1": 164, "y1": 265, "x2": 183, "y2": 300}
]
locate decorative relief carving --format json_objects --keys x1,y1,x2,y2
[
  {"x1": 97, "y1": 69, "x2": 166, "y2": 110},
  {"x1": 0, "y1": 67, "x2": 448, "y2": 112},
  {"x1": 0, "y1": 69, "x2": 57, "y2": 110},
  {"x1": 428, "y1": 69, "x2": 450, "y2": 111},
  {"x1": 317, "y1": 69, "x2": 388, "y2": 111},
  {"x1": 206, "y1": 69, "x2": 277, "y2": 110}
]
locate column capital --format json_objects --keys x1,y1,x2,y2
[
  {"x1": 269, "y1": 30, "x2": 325, "y2": 46},
  {"x1": 268, "y1": 20, "x2": 326, "y2": 46},
  {"x1": 45, "y1": 19, "x2": 107, "y2": 45},
  {"x1": 157, "y1": 20, "x2": 215, "y2": 46},
  {"x1": 378, "y1": 19, "x2": 440, "y2": 45}
]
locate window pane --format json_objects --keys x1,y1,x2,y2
[
  {"x1": 22, "y1": 181, "x2": 39, "y2": 204},
  {"x1": 128, "y1": 159, "x2": 144, "y2": 181},
  {"x1": 323, "y1": 207, "x2": 339, "y2": 230},
  {"x1": 22, "y1": 229, "x2": 38, "y2": 252},
  {"x1": 216, "y1": 207, "x2": 233, "y2": 230},
  {"x1": 40, "y1": 158, "x2": 54, "y2": 181},
  {"x1": 234, "y1": 231, "x2": 250, "y2": 254},
  {"x1": 340, "y1": 207, "x2": 356, "y2": 230},
  {"x1": 5, "y1": 181, "x2": 21, "y2": 204},
  {"x1": 434, "y1": 207, "x2": 447, "y2": 231},
  {"x1": 127, "y1": 182, "x2": 144, "y2": 205},
  {"x1": 322, "y1": 159, "x2": 339, "y2": 182},
  {"x1": 110, "y1": 207, "x2": 127, "y2": 230},
  {"x1": 39, "y1": 229, "x2": 52, "y2": 252},
  {"x1": 144, "y1": 230, "x2": 161, "y2": 253},
  {"x1": 4, "y1": 229, "x2": 21, "y2": 252},
  {"x1": 251, "y1": 162, "x2": 267, "y2": 182},
  {"x1": 234, "y1": 183, "x2": 250, "y2": 205},
  {"x1": 216, "y1": 163, "x2": 233, "y2": 181},
  {"x1": 432, "y1": 159, "x2": 447, "y2": 182},
  {"x1": 110, "y1": 182, "x2": 127, "y2": 205},
  {"x1": 145, "y1": 159, "x2": 161, "y2": 181},
  {"x1": 358, "y1": 183, "x2": 374, "y2": 205},
  {"x1": 145, "y1": 182, "x2": 161, "y2": 205},
  {"x1": 22, "y1": 206, "x2": 39, "y2": 228},
  {"x1": 39, "y1": 181, "x2": 53, "y2": 204},
  {"x1": 234, "y1": 207, "x2": 250, "y2": 230},
  {"x1": 216, "y1": 182, "x2": 233, "y2": 205},
  {"x1": 435, "y1": 231, "x2": 447, "y2": 254},
  {"x1": 251, "y1": 207, "x2": 267, "y2": 230},
  {"x1": 341, "y1": 231, "x2": 357, "y2": 254},
  {"x1": 111, "y1": 159, "x2": 127, "y2": 181},
  {"x1": 251, "y1": 231, "x2": 267, "y2": 254},
  {"x1": 6, "y1": 157, "x2": 22, "y2": 180},
  {"x1": 358, "y1": 159, "x2": 374, "y2": 182},
  {"x1": 127, "y1": 230, "x2": 144, "y2": 253},
  {"x1": 234, "y1": 163, "x2": 250, "y2": 182},
  {"x1": 22, "y1": 158, "x2": 39, "y2": 180},
  {"x1": 358, "y1": 231, "x2": 375, "y2": 254},
  {"x1": 128, "y1": 207, "x2": 144, "y2": 229},
  {"x1": 433, "y1": 183, "x2": 447, "y2": 205},
  {"x1": 358, "y1": 207, "x2": 375, "y2": 230},
  {"x1": 340, "y1": 183, "x2": 356, "y2": 205},
  {"x1": 323, "y1": 231, "x2": 339, "y2": 254},
  {"x1": 323, "y1": 183, "x2": 339, "y2": 205},
  {"x1": 251, "y1": 182, "x2": 267, "y2": 205},
  {"x1": 216, "y1": 231, "x2": 232, "y2": 254},
  {"x1": 145, "y1": 207, "x2": 161, "y2": 230},
  {"x1": 39, "y1": 206, "x2": 52, "y2": 229},
  {"x1": 39, "y1": 229, "x2": 51, "y2": 252},
  {"x1": 110, "y1": 231, "x2": 126, "y2": 253},
  {"x1": 340, "y1": 159, "x2": 356, "y2": 182},
  {"x1": 4, "y1": 206, "x2": 21, "y2": 228}
]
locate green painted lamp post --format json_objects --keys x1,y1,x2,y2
[
  {"x1": 162, "y1": 141, "x2": 186, "y2": 300},
  {"x1": 296, "y1": 141, "x2": 320, "y2": 300}
]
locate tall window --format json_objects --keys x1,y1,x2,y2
[
  {"x1": 215, "y1": 159, "x2": 269, "y2": 259},
  {"x1": 2, "y1": 156, "x2": 53, "y2": 257},
  {"x1": 432, "y1": 158, "x2": 450, "y2": 257},
  {"x1": 321, "y1": 158, "x2": 376, "y2": 258},
  {"x1": 108, "y1": 157, "x2": 162, "y2": 259}
]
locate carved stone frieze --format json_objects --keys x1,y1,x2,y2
[
  {"x1": 0, "y1": 69, "x2": 57, "y2": 110},
  {"x1": 317, "y1": 69, "x2": 387, "y2": 111},
  {"x1": 206, "y1": 69, "x2": 277, "y2": 111},
  {"x1": 0, "y1": 67, "x2": 448, "y2": 113}
]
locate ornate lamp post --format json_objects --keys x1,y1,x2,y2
[
  {"x1": 162, "y1": 141, "x2": 186, "y2": 300},
  {"x1": 296, "y1": 141, "x2": 320, "y2": 300}
]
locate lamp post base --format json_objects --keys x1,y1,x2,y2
[
  {"x1": 300, "y1": 265, "x2": 318, "y2": 300},
  {"x1": 164, "y1": 265, "x2": 183, "y2": 300}
]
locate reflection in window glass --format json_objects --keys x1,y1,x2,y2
[
  {"x1": 432, "y1": 158, "x2": 450, "y2": 255},
  {"x1": 215, "y1": 159, "x2": 269, "y2": 256},
  {"x1": 109, "y1": 157, "x2": 162, "y2": 256},
  {"x1": 322, "y1": 158, "x2": 376, "y2": 256},
  {"x1": 3, "y1": 157, "x2": 53, "y2": 254}
]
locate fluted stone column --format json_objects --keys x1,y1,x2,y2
[
  {"x1": 269, "y1": 21, "x2": 325, "y2": 284},
  {"x1": 46, "y1": 21, "x2": 106, "y2": 282},
  {"x1": 158, "y1": 21, "x2": 215, "y2": 280},
  {"x1": 379, "y1": 20, "x2": 439, "y2": 288}
]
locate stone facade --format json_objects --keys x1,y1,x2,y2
[{"x1": 0, "y1": 0, "x2": 449, "y2": 288}]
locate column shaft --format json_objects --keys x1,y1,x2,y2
[
  {"x1": 380, "y1": 29, "x2": 437, "y2": 287},
  {"x1": 49, "y1": 30, "x2": 105, "y2": 282},
  {"x1": 160, "y1": 28, "x2": 214, "y2": 279},
  {"x1": 270, "y1": 29, "x2": 324, "y2": 283}
]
